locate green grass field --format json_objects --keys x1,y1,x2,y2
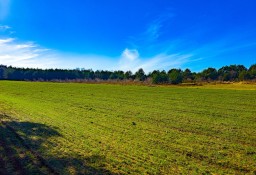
[{"x1": 0, "y1": 81, "x2": 255, "y2": 174}]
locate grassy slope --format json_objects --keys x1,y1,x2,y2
[{"x1": 0, "y1": 81, "x2": 255, "y2": 174}]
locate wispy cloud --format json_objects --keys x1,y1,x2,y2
[
  {"x1": 137, "y1": 54, "x2": 194, "y2": 72},
  {"x1": 146, "y1": 22, "x2": 162, "y2": 42},
  {"x1": 118, "y1": 48, "x2": 194, "y2": 73},
  {"x1": 0, "y1": 37, "x2": 13, "y2": 43},
  {"x1": 0, "y1": 24, "x2": 123, "y2": 70},
  {"x1": 190, "y1": 34, "x2": 256, "y2": 60},
  {"x1": 124, "y1": 9, "x2": 256, "y2": 73},
  {"x1": 181, "y1": 31, "x2": 256, "y2": 71},
  {"x1": 0, "y1": 38, "x2": 58, "y2": 68},
  {"x1": 0, "y1": 24, "x2": 16, "y2": 35},
  {"x1": 127, "y1": 11, "x2": 174, "y2": 49},
  {"x1": 145, "y1": 12, "x2": 174, "y2": 43},
  {"x1": 0, "y1": 37, "x2": 117, "y2": 70},
  {"x1": 122, "y1": 11, "x2": 198, "y2": 73},
  {"x1": 0, "y1": 25, "x2": 10, "y2": 30},
  {"x1": 0, "y1": 36, "x2": 197, "y2": 72}
]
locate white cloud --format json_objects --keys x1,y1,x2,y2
[
  {"x1": 137, "y1": 54, "x2": 193, "y2": 72},
  {"x1": 0, "y1": 37, "x2": 197, "y2": 72},
  {"x1": 0, "y1": 37, "x2": 13, "y2": 43},
  {"x1": 119, "y1": 48, "x2": 140, "y2": 71},
  {"x1": 0, "y1": 37, "x2": 117, "y2": 70},
  {"x1": 118, "y1": 48, "x2": 194, "y2": 73},
  {"x1": 121, "y1": 12, "x2": 195, "y2": 73},
  {"x1": 0, "y1": 38, "x2": 57, "y2": 68},
  {"x1": 121, "y1": 48, "x2": 139, "y2": 61}
]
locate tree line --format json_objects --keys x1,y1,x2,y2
[{"x1": 0, "y1": 64, "x2": 255, "y2": 84}]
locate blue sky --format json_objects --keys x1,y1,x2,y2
[{"x1": 0, "y1": 0, "x2": 256, "y2": 72}]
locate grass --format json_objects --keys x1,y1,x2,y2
[{"x1": 0, "y1": 81, "x2": 255, "y2": 174}]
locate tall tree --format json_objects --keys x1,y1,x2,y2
[
  {"x1": 151, "y1": 70, "x2": 169, "y2": 84},
  {"x1": 182, "y1": 68, "x2": 193, "y2": 82},
  {"x1": 124, "y1": 71, "x2": 133, "y2": 79},
  {"x1": 168, "y1": 69, "x2": 183, "y2": 84},
  {"x1": 248, "y1": 64, "x2": 256, "y2": 79},
  {"x1": 201, "y1": 67, "x2": 218, "y2": 81},
  {"x1": 0, "y1": 65, "x2": 7, "y2": 79},
  {"x1": 135, "y1": 68, "x2": 146, "y2": 81}
]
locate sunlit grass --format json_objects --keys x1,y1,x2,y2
[{"x1": 0, "y1": 81, "x2": 255, "y2": 174}]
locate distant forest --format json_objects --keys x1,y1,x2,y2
[{"x1": 0, "y1": 64, "x2": 256, "y2": 84}]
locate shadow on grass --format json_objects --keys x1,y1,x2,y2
[{"x1": 0, "y1": 116, "x2": 118, "y2": 175}]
